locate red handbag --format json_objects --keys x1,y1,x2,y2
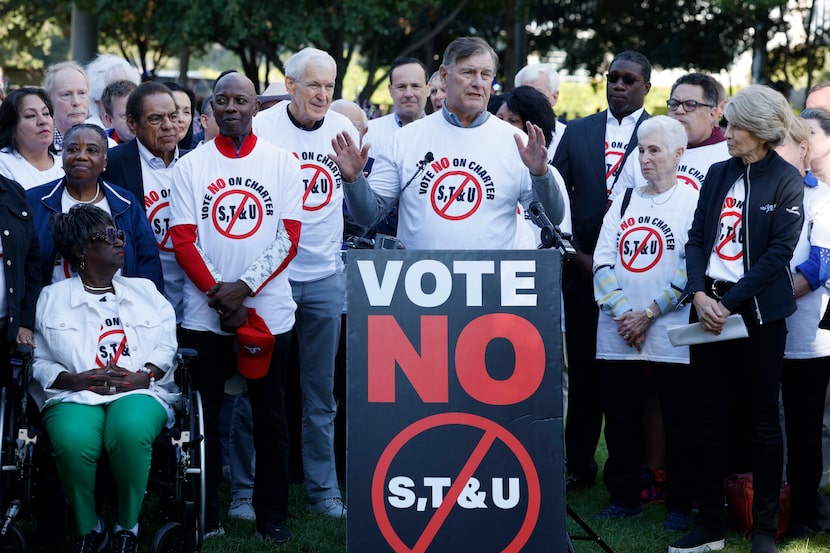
[{"x1": 723, "y1": 473, "x2": 791, "y2": 541}]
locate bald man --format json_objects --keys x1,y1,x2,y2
[{"x1": 170, "y1": 72, "x2": 304, "y2": 544}]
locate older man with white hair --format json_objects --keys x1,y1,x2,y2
[
  {"x1": 515, "y1": 62, "x2": 566, "y2": 156},
  {"x1": 253, "y1": 47, "x2": 357, "y2": 520},
  {"x1": 43, "y1": 61, "x2": 89, "y2": 153},
  {"x1": 85, "y1": 53, "x2": 140, "y2": 128}
]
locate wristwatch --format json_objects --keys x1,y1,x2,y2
[{"x1": 645, "y1": 307, "x2": 655, "y2": 322}]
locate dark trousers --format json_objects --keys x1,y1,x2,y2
[
  {"x1": 781, "y1": 356, "x2": 830, "y2": 525},
  {"x1": 563, "y1": 268, "x2": 602, "y2": 479},
  {"x1": 179, "y1": 329, "x2": 291, "y2": 529},
  {"x1": 601, "y1": 360, "x2": 694, "y2": 512},
  {"x1": 690, "y1": 311, "x2": 785, "y2": 537}
]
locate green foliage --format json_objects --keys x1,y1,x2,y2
[
  {"x1": 0, "y1": 0, "x2": 70, "y2": 77},
  {"x1": 529, "y1": 0, "x2": 756, "y2": 75}
]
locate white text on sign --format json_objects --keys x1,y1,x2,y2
[
  {"x1": 387, "y1": 477, "x2": 520, "y2": 510},
  {"x1": 357, "y1": 259, "x2": 537, "y2": 307}
]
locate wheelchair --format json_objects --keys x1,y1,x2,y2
[{"x1": 0, "y1": 346, "x2": 206, "y2": 553}]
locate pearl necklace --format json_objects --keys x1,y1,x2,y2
[{"x1": 67, "y1": 182, "x2": 101, "y2": 204}]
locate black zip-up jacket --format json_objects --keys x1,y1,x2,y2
[
  {"x1": 684, "y1": 150, "x2": 804, "y2": 324},
  {"x1": 0, "y1": 174, "x2": 40, "y2": 342}
]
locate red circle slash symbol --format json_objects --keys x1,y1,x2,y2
[
  {"x1": 301, "y1": 163, "x2": 335, "y2": 211},
  {"x1": 429, "y1": 171, "x2": 483, "y2": 221},
  {"x1": 619, "y1": 226, "x2": 663, "y2": 273},
  {"x1": 211, "y1": 189, "x2": 263, "y2": 239},
  {"x1": 715, "y1": 211, "x2": 743, "y2": 261},
  {"x1": 148, "y1": 202, "x2": 173, "y2": 252},
  {"x1": 372, "y1": 412, "x2": 541, "y2": 553}
]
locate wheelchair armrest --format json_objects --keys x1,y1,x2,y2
[
  {"x1": 176, "y1": 348, "x2": 198, "y2": 363},
  {"x1": 11, "y1": 344, "x2": 33, "y2": 361}
]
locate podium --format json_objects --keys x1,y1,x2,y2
[{"x1": 346, "y1": 249, "x2": 565, "y2": 552}]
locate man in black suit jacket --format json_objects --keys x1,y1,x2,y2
[
  {"x1": 552, "y1": 51, "x2": 651, "y2": 490},
  {"x1": 103, "y1": 81, "x2": 187, "y2": 320}
]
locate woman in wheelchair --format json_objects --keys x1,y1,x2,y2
[{"x1": 30, "y1": 203, "x2": 178, "y2": 553}]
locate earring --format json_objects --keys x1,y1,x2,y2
[{"x1": 79, "y1": 256, "x2": 85, "y2": 271}]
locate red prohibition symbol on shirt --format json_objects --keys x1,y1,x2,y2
[
  {"x1": 619, "y1": 226, "x2": 664, "y2": 273},
  {"x1": 301, "y1": 162, "x2": 335, "y2": 211},
  {"x1": 211, "y1": 189, "x2": 264, "y2": 239},
  {"x1": 429, "y1": 171, "x2": 483, "y2": 221}
]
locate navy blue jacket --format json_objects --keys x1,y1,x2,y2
[
  {"x1": 684, "y1": 150, "x2": 804, "y2": 324},
  {"x1": 27, "y1": 178, "x2": 164, "y2": 293}
]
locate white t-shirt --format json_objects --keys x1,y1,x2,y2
[
  {"x1": 254, "y1": 103, "x2": 357, "y2": 282},
  {"x1": 593, "y1": 183, "x2": 699, "y2": 362},
  {"x1": 548, "y1": 120, "x2": 567, "y2": 161},
  {"x1": 604, "y1": 109, "x2": 647, "y2": 201},
  {"x1": 706, "y1": 176, "x2": 746, "y2": 283},
  {"x1": 136, "y1": 140, "x2": 185, "y2": 322},
  {"x1": 0, "y1": 149, "x2": 64, "y2": 190},
  {"x1": 677, "y1": 141, "x2": 730, "y2": 190},
  {"x1": 786, "y1": 181, "x2": 830, "y2": 358},
  {"x1": 92, "y1": 292, "x2": 133, "y2": 370},
  {"x1": 170, "y1": 135, "x2": 303, "y2": 335},
  {"x1": 367, "y1": 112, "x2": 539, "y2": 250},
  {"x1": 365, "y1": 112, "x2": 403, "y2": 157}
]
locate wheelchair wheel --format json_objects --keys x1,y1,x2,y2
[
  {"x1": 0, "y1": 524, "x2": 26, "y2": 553},
  {"x1": 192, "y1": 390, "x2": 206, "y2": 549},
  {"x1": 151, "y1": 522, "x2": 192, "y2": 553}
]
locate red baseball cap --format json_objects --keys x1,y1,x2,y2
[{"x1": 237, "y1": 308, "x2": 275, "y2": 379}]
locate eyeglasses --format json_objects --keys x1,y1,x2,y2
[
  {"x1": 606, "y1": 73, "x2": 643, "y2": 86},
  {"x1": 667, "y1": 99, "x2": 715, "y2": 112},
  {"x1": 88, "y1": 228, "x2": 125, "y2": 245}
]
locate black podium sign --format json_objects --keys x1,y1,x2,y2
[{"x1": 346, "y1": 249, "x2": 565, "y2": 552}]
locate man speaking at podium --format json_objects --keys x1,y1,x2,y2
[{"x1": 330, "y1": 36, "x2": 564, "y2": 249}]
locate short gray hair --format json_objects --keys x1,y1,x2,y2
[
  {"x1": 514, "y1": 63, "x2": 560, "y2": 93},
  {"x1": 724, "y1": 85, "x2": 793, "y2": 150},
  {"x1": 637, "y1": 115, "x2": 688, "y2": 154},
  {"x1": 284, "y1": 48, "x2": 337, "y2": 80},
  {"x1": 43, "y1": 61, "x2": 88, "y2": 97},
  {"x1": 442, "y1": 37, "x2": 498, "y2": 72}
]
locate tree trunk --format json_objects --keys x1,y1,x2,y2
[
  {"x1": 751, "y1": 19, "x2": 769, "y2": 84},
  {"x1": 178, "y1": 45, "x2": 190, "y2": 84}
]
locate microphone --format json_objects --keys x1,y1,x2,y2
[
  {"x1": 349, "y1": 152, "x2": 434, "y2": 249},
  {"x1": 417, "y1": 152, "x2": 435, "y2": 170},
  {"x1": 528, "y1": 201, "x2": 576, "y2": 258}
]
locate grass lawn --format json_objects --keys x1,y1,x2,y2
[
  {"x1": 16, "y1": 436, "x2": 830, "y2": 552},
  {"x1": 566, "y1": 440, "x2": 830, "y2": 553}
]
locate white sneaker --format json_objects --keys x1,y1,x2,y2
[
  {"x1": 307, "y1": 497, "x2": 347, "y2": 519},
  {"x1": 204, "y1": 524, "x2": 225, "y2": 539},
  {"x1": 228, "y1": 497, "x2": 256, "y2": 520}
]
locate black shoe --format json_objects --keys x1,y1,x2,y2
[
  {"x1": 750, "y1": 533, "x2": 777, "y2": 553},
  {"x1": 592, "y1": 504, "x2": 644, "y2": 520},
  {"x1": 73, "y1": 529, "x2": 108, "y2": 553},
  {"x1": 565, "y1": 471, "x2": 595, "y2": 491},
  {"x1": 110, "y1": 530, "x2": 138, "y2": 553},
  {"x1": 256, "y1": 520, "x2": 292, "y2": 544},
  {"x1": 668, "y1": 525, "x2": 725, "y2": 553}
]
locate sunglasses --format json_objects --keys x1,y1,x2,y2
[
  {"x1": 667, "y1": 99, "x2": 715, "y2": 112},
  {"x1": 606, "y1": 73, "x2": 643, "y2": 86},
  {"x1": 88, "y1": 227, "x2": 126, "y2": 245}
]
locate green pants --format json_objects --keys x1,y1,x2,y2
[{"x1": 42, "y1": 394, "x2": 167, "y2": 535}]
